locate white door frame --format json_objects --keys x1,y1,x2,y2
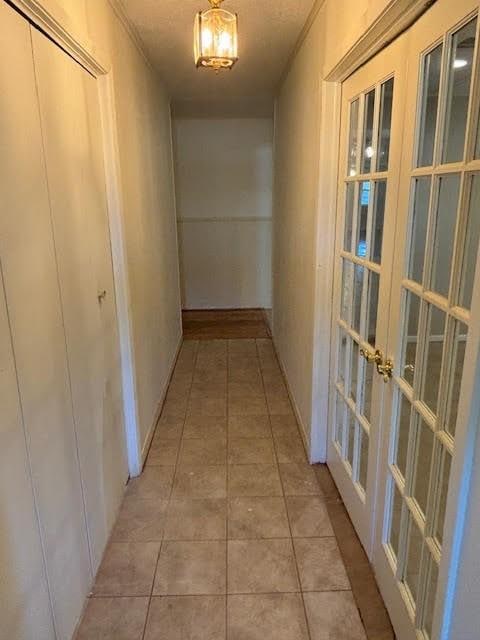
[{"x1": 9, "y1": 0, "x2": 143, "y2": 476}]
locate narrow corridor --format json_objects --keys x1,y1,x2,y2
[{"x1": 76, "y1": 333, "x2": 393, "y2": 639}]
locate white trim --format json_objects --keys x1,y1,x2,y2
[
  {"x1": 310, "y1": 80, "x2": 342, "y2": 463},
  {"x1": 107, "y1": 0, "x2": 154, "y2": 70},
  {"x1": 10, "y1": 0, "x2": 108, "y2": 76},
  {"x1": 325, "y1": 0, "x2": 433, "y2": 82},
  {"x1": 178, "y1": 216, "x2": 272, "y2": 223}
]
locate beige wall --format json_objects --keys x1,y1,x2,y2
[
  {"x1": 272, "y1": 0, "x2": 391, "y2": 457},
  {"x1": 174, "y1": 117, "x2": 273, "y2": 309},
  {"x1": 80, "y1": 0, "x2": 182, "y2": 453}
]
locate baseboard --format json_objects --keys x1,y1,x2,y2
[
  {"x1": 140, "y1": 333, "x2": 183, "y2": 466},
  {"x1": 270, "y1": 337, "x2": 312, "y2": 463}
]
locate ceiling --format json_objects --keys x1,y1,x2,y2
[{"x1": 118, "y1": 0, "x2": 317, "y2": 116}]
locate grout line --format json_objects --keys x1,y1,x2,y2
[
  {"x1": 225, "y1": 338, "x2": 230, "y2": 637},
  {"x1": 141, "y1": 340, "x2": 199, "y2": 639},
  {"x1": 256, "y1": 339, "x2": 314, "y2": 640}
]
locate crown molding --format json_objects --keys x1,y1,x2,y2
[{"x1": 107, "y1": 0, "x2": 154, "y2": 70}]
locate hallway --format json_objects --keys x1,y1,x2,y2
[{"x1": 76, "y1": 329, "x2": 393, "y2": 639}]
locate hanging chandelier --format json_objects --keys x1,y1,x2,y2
[{"x1": 194, "y1": 0, "x2": 238, "y2": 71}]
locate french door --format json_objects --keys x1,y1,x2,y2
[{"x1": 329, "y1": 1, "x2": 480, "y2": 638}]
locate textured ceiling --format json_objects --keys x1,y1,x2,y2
[{"x1": 118, "y1": 0, "x2": 316, "y2": 116}]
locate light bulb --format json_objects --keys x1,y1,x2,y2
[
  {"x1": 218, "y1": 31, "x2": 231, "y2": 52},
  {"x1": 202, "y1": 28, "x2": 213, "y2": 48}
]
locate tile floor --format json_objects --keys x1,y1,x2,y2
[{"x1": 76, "y1": 338, "x2": 394, "y2": 639}]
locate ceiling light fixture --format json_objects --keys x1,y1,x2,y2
[
  {"x1": 194, "y1": 0, "x2": 238, "y2": 72},
  {"x1": 453, "y1": 58, "x2": 468, "y2": 68}
]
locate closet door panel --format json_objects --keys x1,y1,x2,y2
[
  {"x1": 31, "y1": 30, "x2": 111, "y2": 573},
  {"x1": 84, "y1": 75, "x2": 129, "y2": 531},
  {"x1": 0, "y1": 3, "x2": 91, "y2": 639},
  {"x1": 0, "y1": 269, "x2": 54, "y2": 639}
]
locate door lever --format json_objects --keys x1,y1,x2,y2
[
  {"x1": 360, "y1": 347, "x2": 393, "y2": 382},
  {"x1": 97, "y1": 290, "x2": 107, "y2": 303}
]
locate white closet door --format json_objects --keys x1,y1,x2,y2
[
  {"x1": 31, "y1": 30, "x2": 112, "y2": 574},
  {"x1": 0, "y1": 3, "x2": 91, "y2": 639},
  {"x1": 0, "y1": 270, "x2": 54, "y2": 639}
]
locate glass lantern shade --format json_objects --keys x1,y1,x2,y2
[{"x1": 194, "y1": 7, "x2": 238, "y2": 70}]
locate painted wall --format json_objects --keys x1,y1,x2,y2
[
  {"x1": 272, "y1": 0, "x2": 391, "y2": 457},
  {"x1": 85, "y1": 0, "x2": 182, "y2": 454},
  {"x1": 174, "y1": 117, "x2": 273, "y2": 309}
]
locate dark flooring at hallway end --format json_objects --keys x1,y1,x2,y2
[{"x1": 182, "y1": 309, "x2": 271, "y2": 340}]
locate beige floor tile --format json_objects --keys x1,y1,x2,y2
[
  {"x1": 190, "y1": 381, "x2": 227, "y2": 399},
  {"x1": 279, "y1": 464, "x2": 321, "y2": 496},
  {"x1": 266, "y1": 393, "x2": 294, "y2": 416},
  {"x1": 228, "y1": 338, "x2": 258, "y2": 356},
  {"x1": 164, "y1": 498, "x2": 227, "y2": 540},
  {"x1": 294, "y1": 538, "x2": 350, "y2": 591},
  {"x1": 154, "y1": 541, "x2": 226, "y2": 595},
  {"x1": 228, "y1": 381, "x2": 265, "y2": 398},
  {"x1": 303, "y1": 591, "x2": 367, "y2": 639},
  {"x1": 126, "y1": 466, "x2": 175, "y2": 500},
  {"x1": 274, "y1": 435, "x2": 307, "y2": 464},
  {"x1": 227, "y1": 594, "x2": 309, "y2": 640},
  {"x1": 193, "y1": 367, "x2": 228, "y2": 384},
  {"x1": 228, "y1": 368, "x2": 263, "y2": 384},
  {"x1": 228, "y1": 539, "x2": 299, "y2": 593},
  {"x1": 228, "y1": 356, "x2": 260, "y2": 371},
  {"x1": 92, "y1": 542, "x2": 160, "y2": 596},
  {"x1": 178, "y1": 438, "x2": 227, "y2": 466},
  {"x1": 228, "y1": 415, "x2": 271, "y2": 438},
  {"x1": 228, "y1": 497, "x2": 290, "y2": 539},
  {"x1": 155, "y1": 416, "x2": 184, "y2": 440},
  {"x1": 286, "y1": 497, "x2": 334, "y2": 538},
  {"x1": 173, "y1": 465, "x2": 227, "y2": 498},
  {"x1": 228, "y1": 396, "x2": 268, "y2": 416},
  {"x1": 188, "y1": 396, "x2": 227, "y2": 417},
  {"x1": 146, "y1": 438, "x2": 180, "y2": 466},
  {"x1": 162, "y1": 396, "x2": 188, "y2": 418},
  {"x1": 228, "y1": 464, "x2": 282, "y2": 497},
  {"x1": 111, "y1": 497, "x2": 168, "y2": 542},
  {"x1": 76, "y1": 597, "x2": 149, "y2": 640},
  {"x1": 228, "y1": 438, "x2": 276, "y2": 465},
  {"x1": 183, "y1": 416, "x2": 227, "y2": 439},
  {"x1": 270, "y1": 415, "x2": 300, "y2": 437},
  {"x1": 144, "y1": 596, "x2": 226, "y2": 640}
]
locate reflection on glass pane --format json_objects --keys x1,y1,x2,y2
[
  {"x1": 348, "y1": 98, "x2": 360, "y2": 176},
  {"x1": 350, "y1": 340, "x2": 359, "y2": 403},
  {"x1": 377, "y1": 78, "x2": 394, "y2": 172},
  {"x1": 357, "y1": 182, "x2": 370, "y2": 257},
  {"x1": 404, "y1": 516, "x2": 424, "y2": 606},
  {"x1": 372, "y1": 181, "x2": 386, "y2": 263},
  {"x1": 459, "y1": 175, "x2": 480, "y2": 309},
  {"x1": 347, "y1": 409, "x2": 356, "y2": 468},
  {"x1": 335, "y1": 392, "x2": 345, "y2": 448},
  {"x1": 341, "y1": 259, "x2": 352, "y2": 323},
  {"x1": 362, "y1": 361, "x2": 374, "y2": 424},
  {"x1": 367, "y1": 271, "x2": 379, "y2": 347},
  {"x1": 344, "y1": 183, "x2": 355, "y2": 252},
  {"x1": 431, "y1": 174, "x2": 461, "y2": 297},
  {"x1": 394, "y1": 393, "x2": 412, "y2": 479},
  {"x1": 401, "y1": 291, "x2": 421, "y2": 388},
  {"x1": 445, "y1": 321, "x2": 468, "y2": 437},
  {"x1": 388, "y1": 479, "x2": 403, "y2": 560},
  {"x1": 423, "y1": 306, "x2": 446, "y2": 415},
  {"x1": 338, "y1": 328, "x2": 347, "y2": 386},
  {"x1": 435, "y1": 449, "x2": 452, "y2": 546},
  {"x1": 359, "y1": 427, "x2": 369, "y2": 490},
  {"x1": 353, "y1": 265, "x2": 364, "y2": 333},
  {"x1": 362, "y1": 90, "x2": 376, "y2": 173},
  {"x1": 423, "y1": 556, "x2": 439, "y2": 639},
  {"x1": 417, "y1": 44, "x2": 443, "y2": 167},
  {"x1": 443, "y1": 18, "x2": 477, "y2": 164},
  {"x1": 408, "y1": 177, "x2": 431, "y2": 283},
  {"x1": 413, "y1": 419, "x2": 434, "y2": 516}
]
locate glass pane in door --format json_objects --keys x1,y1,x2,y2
[
  {"x1": 459, "y1": 175, "x2": 480, "y2": 309},
  {"x1": 417, "y1": 44, "x2": 443, "y2": 167}
]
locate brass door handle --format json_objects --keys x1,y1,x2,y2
[{"x1": 360, "y1": 347, "x2": 393, "y2": 383}]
